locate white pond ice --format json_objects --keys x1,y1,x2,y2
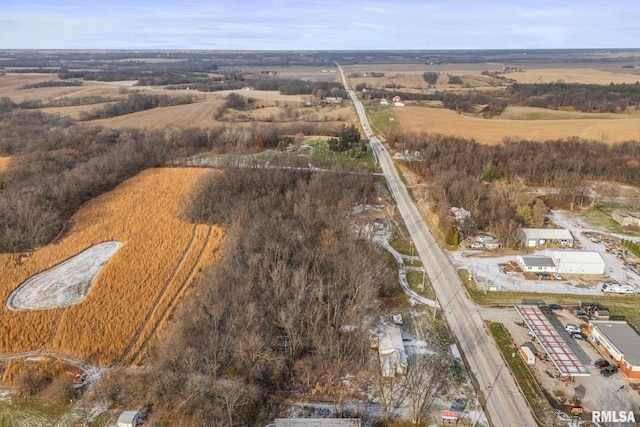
[{"x1": 6, "y1": 241, "x2": 122, "y2": 310}]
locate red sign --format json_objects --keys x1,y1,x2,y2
[{"x1": 442, "y1": 410, "x2": 459, "y2": 420}]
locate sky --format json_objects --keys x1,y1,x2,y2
[{"x1": 1, "y1": 0, "x2": 639, "y2": 50}]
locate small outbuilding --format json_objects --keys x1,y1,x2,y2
[
  {"x1": 544, "y1": 249, "x2": 606, "y2": 275},
  {"x1": 117, "y1": 410, "x2": 143, "y2": 427},
  {"x1": 589, "y1": 321, "x2": 640, "y2": 378},
  {"x1": 519, "y1": 228, "x2": 574, "y2": 248}
]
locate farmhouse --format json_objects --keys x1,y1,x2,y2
[
  {"x1": 519, "y1": 228, "x2": 574, "y2": 248},
  {"x1": 544, "y1": 249, "x2": 606, "y2": 275},
  {"x1": 517, "y1": 255, "x2": 556, "y2": 272},
  {"x1": 378, "y1": 325, "x2": 407, "y2": 377},
  {"x1": 588, "y1": 321, "x2": 640, "y2": 379},
  {"x1": 612, "y1": 210, "x2": 640, "y2": 227}
]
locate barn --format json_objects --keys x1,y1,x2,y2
[
  {"x1": 544, "y1": 249, "x2": 606, "y2": 275},
  {"x1": 588, "y1": 321, "x2": 640, "y2": 379},
  {"x1": 519, "y1": 228, "x2": 574, "y2": 248}
]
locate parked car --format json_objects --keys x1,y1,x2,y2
[
  {"x1": 594, "y1": 358, "x2": 610, "y2": 369},
  {"x1": 565, "y1": 324, "x2": 580, "y2": 334},
  {"x1": 549, "y1": 304, "x2": 563, "y2": 310},
  {"x1": 553, "y1": 272, "x2": 562, "y2": 280},
  {"x1": 572, "y1": 332, "x2": 584, "y2": 340},
  {"x1": 574, "y1": 309, "x2": 588, "y2": 317},
  {"x1": 600, "y1": 365, "x2": 618, "y2": 377}
]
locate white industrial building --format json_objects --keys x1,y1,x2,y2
[
  {"x1": 519, "y1": 228, "x2": 574, "y2": 248},
  {"x1": 517, "y1": 255, "x2": 557, "y2": 272},
  {"x1": 378, "y1": 326, "x2": 407, "y2": 377},
  {"x1": 544, "y1": 249, "x2": 606, "y2": 275},
  {"x1": 274, "y1": 419, "x2": 361, "y2": 427}
]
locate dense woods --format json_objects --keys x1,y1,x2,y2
[
  {"x1": 0, "y1": 107, "x2": 338, "y2": 252},
  {"x1": 366, "y1": 82, "x2": 640, "y2": 115},
  {"x1": 400, "y1": 133, "x2": 640, "y2": 245},
  {"x1": 106, "y1": 168, "x2": 396, "y2": 424}
]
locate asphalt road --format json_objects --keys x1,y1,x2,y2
[{"x1": 337, "y1": 65, "x2": 538, "y2": 427}]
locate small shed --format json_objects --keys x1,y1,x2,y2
[
  {"x1": 519, "y1": 345, "x2": 536, "y2": 365},
  {"x1": 118, "y1": 410, "x2": 143, "y2": 427}
]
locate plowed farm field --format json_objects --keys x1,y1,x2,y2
[
  {"x1": 89, "y1": 99, "x2": 226, "y2": 129},
  {"x1": 0, "y1": 168, "x2": 223, "y2": 366},
  {"x1": 395, "y1": 106, "x2": 640, "y2": 145}
]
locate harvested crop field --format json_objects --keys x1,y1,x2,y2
[
  {"x1": 0, "y1": 168, "x2": 224, "y2": 366},
  {"x1": 504, "y1": 68, "x2": 640, "y2": 85},
  {"x1": 214, "y1": 89, "x2": 305, "y2": 102},
  {"x1": 0, "y1": 73, "x2": 134, "y2": 103},
  {"x1": 396, "y1": 106, "x2": 640, "y2": 145},
  {"x1": 0, "y1": 157, "x2": 9, "y2": 172},
  {"x1": 89, "y1": 99, "x2": 226, "y2": 129}
]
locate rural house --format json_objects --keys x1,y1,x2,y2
[{"x1": 378, "y1": 326, "x2": 407, "y2": 377}]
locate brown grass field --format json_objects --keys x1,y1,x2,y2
[
  {"x1": 395, "y1": 105, "x2": 640, "y2": 145},
  {"x1": 0, "y1": 168, "x2": 223, "y2": 366}
]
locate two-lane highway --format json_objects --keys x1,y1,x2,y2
[{"x1": 337, "y1": 64, "x2": 538, "y2": 427}]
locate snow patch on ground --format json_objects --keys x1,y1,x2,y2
[{"x1": 6, "y1": 241, "x2": 122, "y2": 310}]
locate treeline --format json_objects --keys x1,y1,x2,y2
[
  {"x1": 508, "y1": 82, "x2": 640, "y2": 113},
  {"x1": 20, "y1": 80, "x2": 83, "y2": 89},
  {"x1": 169, "y1": 77, "x2": 347, "y2": 98},
  {"x1": 400, "y1": 133, "x2": 640, "y2": 246},
  {"x1": 99, "y1": 168, "x2": 395, "y2": 424},
  {"x1": 17, "y1": 95, "x2": 115, "y2": 110},
  {"x1": 79, "y1": 93, "x2": 195, "y2": 121}
]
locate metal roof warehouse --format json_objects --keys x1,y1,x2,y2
[{"x1": 519, "y1": 228, "x2": 574, "y2": 248}]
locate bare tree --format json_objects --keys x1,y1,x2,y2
[
  {"x1": 404, "y1": 354, "x2": 450, "y2": 424},
  {"x1": 370, "y1": 359, "x2": 405, "y2": 424}
]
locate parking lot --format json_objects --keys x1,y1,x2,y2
[{"x1": 482, "y1": 306, "x2": 640, "y2": 425}]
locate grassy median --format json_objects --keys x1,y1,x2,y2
[{"x1": 487, "y1": 321, "x2": 554, "y2": 426}]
